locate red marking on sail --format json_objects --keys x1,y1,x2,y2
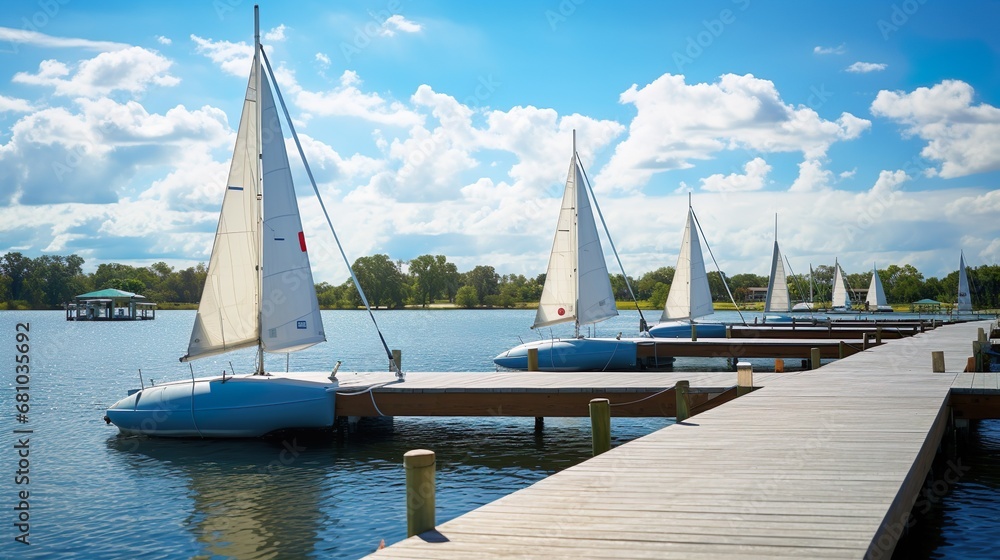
[
  {"x1": 298, "y1": 232, "x2": 307, "y2": 252},
  {"x1": 557, "y1": 307, "x2": 565, "y2": 316}
]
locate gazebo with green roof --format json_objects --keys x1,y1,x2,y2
[
  {"x1": 66, "y1": 289, "x2": 156, "y2": 321},
  {"x1": 909, "y1": 298, "x2": 943, "y2": 314}
]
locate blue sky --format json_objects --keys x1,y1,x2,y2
[{"x1": 0, "y1": 0, "x2": 998, "y2": 284}]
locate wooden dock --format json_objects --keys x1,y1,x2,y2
[{"x1": 367, "y1": 320, "x2": 997, "y2": 559}]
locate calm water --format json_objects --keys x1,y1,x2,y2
[{"x1": 1, "y1": 309, "x2": 997, "y2": 559}]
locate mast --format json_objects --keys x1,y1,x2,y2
[
  {"x1": 572, "y1": 129, "x2": 580, "y2": 338},
  {"x1": 254, "y1": 4, "x2": 265, "y2": 374}
]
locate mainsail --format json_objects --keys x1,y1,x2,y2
[
  {"x1": 831, "y1": 260, "x2": 851, "y2": 309},
  {"x1": 764, "y1": 239, "x2": 790, "y2": 313},
  {"x1": 534, "y1": 139, "x2": 617, "y2": 330},
  {"x1": 865, "y1": 263, "x2": 888, "y2": 308},
  {"x1": 957, "y1": 251, "x2": 972, "y2": 313},
  {"x1": 183, "y1": 37, "x2": 324, "y2": 362},
  {"x1": 662, "y1": 207, "x2": 714, "y2": 321}
]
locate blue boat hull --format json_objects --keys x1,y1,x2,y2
[
  {"x1": 648, "y1": 320, "x2": 727, "y2": 338},
  {"x1": 494, "y1": 338, "x2": 638, "y2": 371}
]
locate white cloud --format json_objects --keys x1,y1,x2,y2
[
  {"x1": 263, "y1": 25, "x2": 286, "y2": 42},
  {"x1": 156, "y1": 35, "x2": 172, "y2": 45},
  {"x1": 839, "y1": 168, "x2": 857, "y2": 179},
  {"x1": 814, "y1": 44, "x2": 846, "y2": 55},
  {"x1": 0, "y1": 95, "x2": 33, "y2": 113},
  {"x1": 315, "y1": 52, "x2": 331, "y2": 67},
  {"x1": 789, "y1": 159, "x2": 834, "y2": 192},
  {"x1": 597, "y1": 73, "x2": 870, "y2": 191},
  {"x1": 191, "y1": 34, "x2": 253, "y2": 77},
  {"x1": 0, "y1": 26, "x2": 128, "y2": 51},
  {"x1": 846, "y1": 61, "x2": 887, "y2": 73},
  {"x1": 700, "y1": 157, "x2": 771, "y2": 192},
  {"x1": 294, "y1": 70, "x2": 424, "y2": 127},
  {"x1": 380, "y1": 15, "x2": 422, "y2": 37},
  {"x1": 12, "y1": 46, "x2": 179, "y2": 97},
  {"x1": 871, "y1": 80, "x2": 1000, "y2": 178}
]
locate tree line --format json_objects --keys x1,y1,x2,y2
[{"x1": 2, "y1": 251, "x2": 998, "y2": 310}]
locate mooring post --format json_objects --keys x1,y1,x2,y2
[
  {"x1": 775, "y1": 358, "x2": 784, "y2": 373},
  {"x1": 973, "y1": 341, "x2": 983, "y2": 373},
  {"x1": 404, "y1": 449, "x2": 435, "y2": 538},
  {"x1": 810, "y1": 347, "x2": 821, "y2": 370},
  {"x1": 391, "y1": 349, "x2": 402, "y2": 372},
  {"x1": 589, "y1": 398, "x2": 611, "y2": 456},
  {"x1": 737, "y1": 362, "x2": 753, "y2": 396},
  {"x1": 534, "y1": 416, "x2": 544, "y2": 432},
  {"x1": 726, "y1": 325, "x2": 732, "y2": 339},
  {"x1": 675, "y1": 380, "x2": 690, "y2": 422},
  {"x1": 838, "y1": 340, "x2": 846, "y2": 359},
  {"x1": 691, "y1": 322, "x2": 698, "y2": 341},
  {"x1": 876, "y1": 325, "x2": 882, "y2": 345},
  {"x1": 862, "y1": 333, "x2": 870, "y2": 350},
  {"x1": 931, "y1": 351, "x2": 946, "y2": 373},
  {"x1": 526, "y1": 347, "x2": 539, "y2": 371}
]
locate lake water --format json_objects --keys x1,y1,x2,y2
[{"x1": 1, "y1": 309, "x2": 997, "y2": 559}]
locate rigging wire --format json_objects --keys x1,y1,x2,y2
[
  {"x1": 689, "y1": 203, "x2": 747, "y2": 326},
  {"x1": 576, "y1": 151, "x2": 648, "y2": 332},
  {"x1": 261, "y1": 48, "x2": 402, "y2": 379}
]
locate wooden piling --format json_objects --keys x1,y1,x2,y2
[
  {"x1": 810, "y1": 347, "x2": 821, "y2": 370},
  {"x1": 838, "y1": 340, "x2": 846, "y2": 359},
  {"x1": 675, "y1": 380, "x2": 690, "y2": 422},
  {"x1": 527, "y1": 347, "x2": 539, "y2": 371},
  {"x1": 737, "y1": 362, "x2": 753, "y2": 396},
  {"x1": 931, "y1": 351, "x2": 945, "y2": 373},
  {"x1": 534, "y1": 416, "x2": 544, "y2": 432},
  {"x1": 862, "y1": 333, "x2": 870, "y2": 350},
  {"x1": 726, "y1": 325, "x2": 732, "y2": 339},
  {"x1": 691, "y1": 323, "x2": 698, "y2": 341},
  {"x1": 404, "y1": 449, "x2": 436, "y2": 537},
  {"x1": 589, "y1": 398, "x2": 611, "y2": 456},
  {"x1": 775, "y1": 358, "x2": 784, "y2": 373},
  {"x1": 876, "y1": 326, "x2": 882, "y2": 345},
  {"x1": 392, "y1": 349, "x2": 402, "y2": 372}
]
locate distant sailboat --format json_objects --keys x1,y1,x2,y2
[
  {"x1": 828, "y1": 259, "x2": 853, "y2": 314},
  {"x1": 957, "y1": 251, "x2": 973, "y2": 314},
  {"x1": 105, "y1": 6, "x2": 398, "y2": 437},
  {"x1": 763, "y1": 216, "x2": 793, "y2": 322},
  {"x1": 864, "y1": 263, "x2": 893, "y2": 312},
  {"x1": 791, "y1": 263, "x2": 817, "y2": 312},
  {"x1": 493, "y1": 132, "x2": 643, "y2": 371},
  {"x1": 648, "y1": 198, "x2": 728, "y2": 338}
]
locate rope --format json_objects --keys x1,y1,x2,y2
[{"x1": 261, "y1": 48, "x2": 401, "y2": 379}]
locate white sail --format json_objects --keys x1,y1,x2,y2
[
  {"x1": 183, "y1": 64, "x2": 262, "y2": 361},
  {"x1": 534, "y1": 154, "x2": 617, "y2": 329},
  {"x1": 865, "y1": 263, "x2": 888, "y2": 308},
  {"x1": 259, "y1": 70, "x2": 325, "y2": 353},
  {"x1": 957, "y1": 252, "x2": 972, "y2": 313},
  {"x1": 662, "y1": 208, "x2": 714, "y2": 321},
  {"x1": 764, "y1": 240, "x2": 790, "y2": 313},
  {"x1": 831, "y1": 260, "x2": 851, "y2": 309}
]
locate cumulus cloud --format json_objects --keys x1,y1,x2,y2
[
  {"x1": 846, "y1": 61, "x2": 887, "y2": 73},
  {"x1": 13, "y1": 46, "x2": 179, "y2": 97},
  {"x1": 295, "y1": 70, "x2": 424, "y2": 127},
  {"x1": 789, "y1": 159, "x2": 834, "y2": 192},
  {"x1": 156, "y1": 35, "x2": 172, "y2": 45},
  {"x1": 263, "y1": 25, "x2": 287, "y2": 42},
  {"x1": 700, "y1": 157, "x2": 771, "y2": 192},
  {"x1": 814, "y1": 44, "x2": 845, "y2": 55},
  {"x1": 0, "y1": 26, "x2": 129, "y2": 51},
  {"x1": 380, "y1": 15, "x2": 422, "y2": 37},
  {"x1": 315, "y1": 52, "x2": 331, "y2": 67},
  {"x1": 871, "y1": 80, "x2": 1000, "y2": 178},
  {"x1": 191, "y1": 34, "x2": 253, "y2": 77},
  {"x1": 597, "y1": 73, "x2": 870, "y2": 191},
  {"x1": 0, "y1": 95, "x2": 33, "y2": 113}
]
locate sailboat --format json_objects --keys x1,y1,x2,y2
[
  {"x1": 791, "y1": 263, "x2": 817, "y2": 312},
  {"x1": 647, "y1": 198, "x2": 728, "y2": 338},
  {"x1": 493, "y1": 132, "x2": 642, "y2": 371},
  {"x1": 864, "y1": 263, "x2": 893, "y2": 312},
  {"x1": 957, "y1": 251, "x2": 973, "y2": 314},
  {"x1": 827, "y1": 258, "x2": 854, "y2": 314},
  {"x1": 106, "y1": 7, "x2": 396, "y2": 437},
  {"x1": 762, "y1": 216, "x2": 793, "y2": 323}
]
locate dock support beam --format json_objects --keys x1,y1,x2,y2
[
  {"x1": 810, "y1": 347, "x2": 821, "y2": 370},
  {"x1": 931, "y1": 351, "x2": 945, "y2": 373},
  {"x1": 589, "y1": 398, "x2": 611, "y2": 456},
  {"x1": 404, "y1": 449, "x2": 436, "y2": 537},
  {"x1": 737, "y1": 362, "x2": 753, "y2": 397},
  {"x1": 527, "y1": 347, "x2": 539, "y2": 371},
  {"x1": 675, "y1": 380, "x2": 690, "y2": 422}
]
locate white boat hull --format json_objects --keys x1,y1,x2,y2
[
  {"x1": 494, "y1": 338, "x2": 638, "y2": 371},
  {"x1": 106, "y1": 373, "x2": 337, "y2": 438}
]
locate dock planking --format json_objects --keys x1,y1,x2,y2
[{"x1": 367, "y1": 320, "x2": 996, "y2": 560}]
